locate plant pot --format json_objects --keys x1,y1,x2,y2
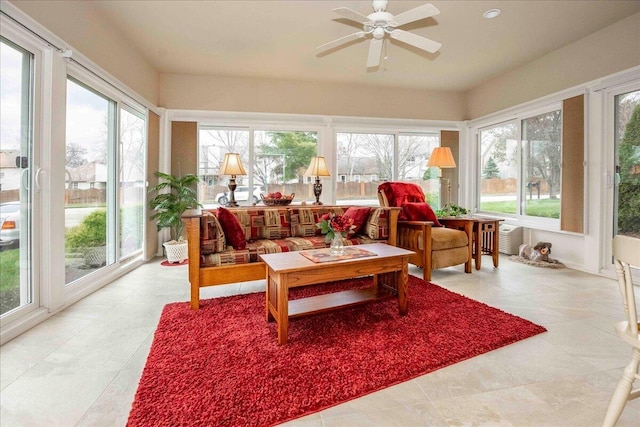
[{"x1": 163, "y1": 240, "x2": 188, "y2": 263}]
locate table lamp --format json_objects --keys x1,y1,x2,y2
[
  {"x1": 220, "y1": 153, "x2": 247, "y2": 207},
  {"x1": 426, "y1": 147, "x2": 456, "y2": 207},
  {"x1": 305, "y1": 156, "x2": 330, "y2": 205}
]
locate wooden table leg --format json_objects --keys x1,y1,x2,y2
[
  {"x1": 474, "y1": 225, "x2": 482, "y2": 270},
  {"x1": 276, "y1": 276, "x2": 289, "y2": 345},
  {"x1": 266, "y1": 275, "x2": 276, "y2": 322},
  {"x1": 397, "y1": 260, "x2": 408, "y2": 315},
  {"x1": 493, "y1": 223, "x2": 500, "y2": 267}
]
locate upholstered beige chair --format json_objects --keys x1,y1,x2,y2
[
  {"x1": 603, "y1": 235, "x2": 640, "y2": 426},
  {"x1": 378, "y1": 182, "x2": 472, "y2": 281}
]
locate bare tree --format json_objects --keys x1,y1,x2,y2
[
  {"x1": 201, "y1": 129, "x2": 249, "y2": 182},
  {"x1": 364, "y1": 134, "x2": 393, "y2": 180},
  {"x1": 66, "y1": 142, "x2": 88, "y2": 168},
  {"x1": 337, "y1": 133, "x2": 364, "y2": 180},
  {"x1": 119, "y1": 111, "x2": 145, "y2": 182},
  {"x1": 523, "y1": 110, "x2": 561, "y2": 198}
]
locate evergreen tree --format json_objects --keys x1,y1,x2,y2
[
  {"x1": 422, "y1": 167, "x2": 438, "y2": 180},
  {"x1": 618, "y1": 104, "x2": 640, "y2": 234},
  {"x1": 482, "y1": 156, "x2": 500, "y2": 179}
]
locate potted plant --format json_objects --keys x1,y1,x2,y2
[{"x1": 148, "y1": 171, "x2": 201, "y2": 263}]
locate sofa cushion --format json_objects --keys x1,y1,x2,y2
[
  {"x1": 200, "y1": 235, "x2": 347, "y2": 267},
  {"x1": 343, "y1": 206, "x2": 371, "y2": 235},
  {"x1": 401, "y1": 202, "x2": 442, "y2": 227},
  {"x1": 289, "y1": 207, "x2": 345, "y2": 237},
  {"x1": 363, "y1": 208, "x2": 390, "y2": 240},
  {"x1": 200, "y1": 213, "x2": 226, "y2": 254},
  {"x1": 430, "y1": 227, "x2": 468, "y2": 251},
  {"x1": 217, "y1": 207, "x2": 246, "y2": 250},
  {"x1": 227, "y1": 208, "x2": 291, "y2": 240}
]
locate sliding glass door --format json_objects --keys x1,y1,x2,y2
[
  {"x1": 0, "y1": 37, "x2": 35, "y2": 317},
  {"x1": 65, "y1": 76, "x2": 147, "y2": 285},
  {"x1": 613, "y1": 88, "x2": 640, "y2": 240},
  {"x1": 119, "y1": 107, "x2": 145, "y2": 260},
  {"x1": 64, "y1": 78, "x2": 115, "y2": 284}
]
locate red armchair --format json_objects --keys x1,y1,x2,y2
[{"x1": 378, "y1": 182, "x2": 473, "y2": 281}]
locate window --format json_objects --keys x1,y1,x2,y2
[
  {"x1": 522, "y1": 111, "x2": 562, "y2": 219},
  {"x1": 0, "y1": 37, "x2": 34, "y2": 316},
  {"x1": 478, "y1": 107, "x2": 562, "y2": 223},
  {"x1": 119, "y1": 107, "x2": 145, "y2": 259},
  {"x1": 65, "y1": 76, "x2": 147, "y2": 284},
  {"x1": 198, "y1": 127, "x2": 317, "y2": 206},
  {"x1": 336, "y1": 132, "x2": 440, "y2": 205},
  {"x1": 65, "y1": 78, "x2": 114, "y2": 284}
]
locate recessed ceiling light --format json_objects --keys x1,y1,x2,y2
[{"x1": 483, "y1": 9, "x2": 501, "y2": 19}]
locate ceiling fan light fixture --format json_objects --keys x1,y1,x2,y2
[
  {"x1": 483, "y1": 9, "x2": 501, "y2": 19},
  {"x1": 317, "y1": 1, "x2": 442, "y2": 68}
]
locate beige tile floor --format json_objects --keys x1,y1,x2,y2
[{"x1": 1, "y1": 255, "x2": 639, "y2": 426}]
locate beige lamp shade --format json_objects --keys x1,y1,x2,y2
[
  {"x1": 427, "y1": 147, "x2": 456, "y2": 168},
  {"x1": 305, "y1": 156, "x2": 331, "y2": 177},
  {"x1": 220, "y1": 153, "x2": 247, "y2": 176}
]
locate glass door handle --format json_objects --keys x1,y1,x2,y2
[
  {"x1": 20, "y1": 168, "x2": 30, "y2": 191},
  {"x1": 35, "y1": 167, "x2": 44, "y2": 192}
]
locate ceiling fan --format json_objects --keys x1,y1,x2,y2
[{"x1": 316, "y1": 0, "x2": 442, "y2": 68}]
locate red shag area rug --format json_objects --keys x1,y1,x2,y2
[{"x1": 128, "y1": 275, "x2": 546, "y2": 427}]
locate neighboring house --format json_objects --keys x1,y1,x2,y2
[
  {"x1": 0, "y1": 150, "x2": 21, "y2": 192},
  {"x1": 66, "y1": 161, "x2": 107, "y2": 190},
  {"x1": 336, "y1": 157, "x2": 380, "y2": 183}
]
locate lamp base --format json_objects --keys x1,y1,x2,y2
[
  {"x1": 313, "y1": 178, "x2": 323, "y2": 205},
  {"x1": 227, "y1": 176, "x2": 239, "y2": 207}
]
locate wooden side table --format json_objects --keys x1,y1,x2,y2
[
  {"x1": 439, "y1": 217, "x2": 503, "y2": 271},
  {"x1": 472, "y1": 218, "x2": 503, "y2": 270}
]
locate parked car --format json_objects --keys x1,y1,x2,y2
[
  {"x1": 0, "y1": 202, "x2": 21, "y2": 250},
  {"x1": 215, "y1": 186, "x2": 264, "y2": 205}
]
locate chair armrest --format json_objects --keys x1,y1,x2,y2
[
  {"x1": 396, "y1": 220, "x2": 434, "y2": 255},
  {"x1": 438, "y1": 218, "x2": 474, "y2": 243}
]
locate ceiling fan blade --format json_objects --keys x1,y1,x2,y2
[
  {"x1": 332, "y1": 7, "x2": 371, "y2": 24},
  {"x1": 367, "y1": 38, "x2": 383, "y2": 68},
  {"x1": 390, "y1": 29, "x2": 441, "y2": 53},
  {"x1": 392, "y1": 3, "x2": 440, "y2": 27},
  {"x1": 316, "y1": 31, "x2": 367, "y2": 53}
]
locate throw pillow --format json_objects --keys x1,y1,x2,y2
[
  {"x1": 343, "y1": 207, "x2": 371, "y2": 235},
  {"x1": 217, "y1": 207, "x2": 246, "y2": 249},
  {"x1": 401, "y1": 202, "x2": 442, "y2": 227}
]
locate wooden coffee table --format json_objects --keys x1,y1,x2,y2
[{"x1": 260, "y1": 243, "x2": 413, "y2": 345}]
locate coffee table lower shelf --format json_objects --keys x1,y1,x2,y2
[{"x1": 288, "y1": 286, "x2": 395, "y2": 318}]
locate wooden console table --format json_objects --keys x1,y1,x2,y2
[{"x1": 439, "y1": 217, "x2": 503, "y2": 270}]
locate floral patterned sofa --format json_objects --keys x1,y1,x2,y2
[{"x1": 182, "y1": 205, "x2": 401, "y2": 309}]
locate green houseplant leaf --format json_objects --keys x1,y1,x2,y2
[{"x1": 148, "y1": 171, "x2": 201, "y2": 241}]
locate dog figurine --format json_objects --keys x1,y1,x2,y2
[{"x1": 519, "y1": 242, "x2": 553, "y2": 262}]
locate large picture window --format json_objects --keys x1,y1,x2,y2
[
  {"x1": 478, "y1": 107, "x2": 562, "y2": 223},
  {"x1": 198, "y1": 127, "x2": 317, "y2": 206},
  {"x1": 336, "y1": 132, "x2": 440, "y2": 205}
]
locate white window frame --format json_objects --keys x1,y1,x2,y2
[{"x1": 473, "y1": 102, "x2": 563, "y2": 230}]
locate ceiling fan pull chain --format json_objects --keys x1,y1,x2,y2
[{"x1": 384, "y1": 38, "x2": 388, "y2": 61}]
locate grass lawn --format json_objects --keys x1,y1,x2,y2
[
  {"x1": 0, "y1": 249, "x2": 20, "y2": 315},
  {"x1": 481, "y1": 198, "x2": 560, "y2": 219}
]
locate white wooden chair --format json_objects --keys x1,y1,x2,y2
[{"x1": 603, "y1": 235, "x2": 640, "y2": 426}]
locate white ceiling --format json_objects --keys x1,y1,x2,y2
[{"x1": 92, "y1": 0, "x2": 640, "y2": 92}]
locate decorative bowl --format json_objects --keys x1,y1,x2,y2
[{"x1": 260, "y1": 193, "x2": 295, "y2": 206}]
